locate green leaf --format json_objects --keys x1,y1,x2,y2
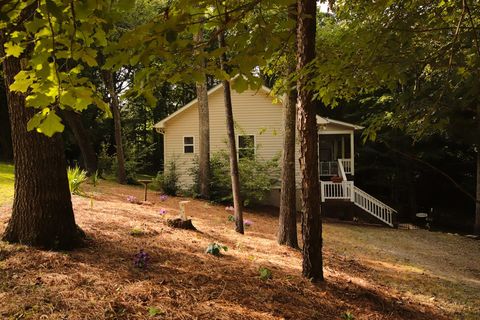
[
  {"x1": 37, "y1": 110, "x2": 65, "y2": 137},
  {"x1": 4, "y1": 42, "x2": 24, "y2": 58},
  {"x1": 10, "y1": 71, "x2": 33, "y2": 93}
]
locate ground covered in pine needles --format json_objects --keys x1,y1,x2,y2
[{"x1": 0, "y1": 180, "x2": 479, "y2": 320}]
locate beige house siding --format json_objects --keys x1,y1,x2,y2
[{"x1": 163, "y1": 88, "x2": 297, "y2": 189}]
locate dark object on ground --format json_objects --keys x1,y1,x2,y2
[{"x1": 167, "y1": 218, "x2": 196, "y2": 230}]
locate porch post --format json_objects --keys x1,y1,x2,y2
[
  {"x1": 341, "y1": 136, "x2": 345, "y2": 159},
  {"x1": 350, "y1": 132, "x2": 354, "y2": 175}
]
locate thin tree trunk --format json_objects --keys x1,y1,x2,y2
[
  {"x1": 297, "y1": 0, "x2": 323, "y2": 281},
  {"x1": 101, "y1": 71, "x2": 127, "y2": 184},
  {"x1": 194, "y1": 29, "x2": 210, "y2": 199},
  {"x1": 1, "y1": 36, "x2": 81, "y2": 250},
  {"x1": 62, "y1": 110, "x2": 98, "y2": 176},
  {"x1": 278, "y1": 88, "x2": 299, "y2": 248},
  {"x1": 278, "y1": 4, "x2": 299, "y2": 249},
  {"x1": 476, "y1": 104, "x2": 480, "y2": 235},
  {"x1": 218, "y1": 31, "x2": 244, "y2": 234}
]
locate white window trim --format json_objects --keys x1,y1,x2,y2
[
  {"x1": 236, "y1": 134, "x2": 256, "y2": 159},
  {"x1": 183, "y1": 136, "x2": 195, "y2": 154}
]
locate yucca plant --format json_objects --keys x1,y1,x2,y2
[{"x1": 67, "y1": 166, "x2": 87, "y2": 195}]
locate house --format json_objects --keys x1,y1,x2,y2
[{"x1": 154, "y1": 83, "x2": 397, "y2": 227}]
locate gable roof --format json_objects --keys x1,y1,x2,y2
[{"x1": 153, "y1": 82, "x2": 363, "y2": 131}]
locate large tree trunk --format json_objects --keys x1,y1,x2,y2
[
  {"x1": 296, "y1": 0, "x2": 323, "y2": 281},
  {"x1": 278, "y1": 88, "x2": 299, "y2": 248},
  {"x1": 194, "y1": 29, "x2": 210, "y2": 199},
  {"x1": 218, "y1": 31, "x2": 244, "y2": 234},
  {"x1": 101, "y1": 71, "x2": 127, "y2": 184},
  {"x1": 1, "y1": 40, "x2": 81, "y2": 250},
  {"x1": 62, "y1": 110, "x2": 98, "y2": 176}
]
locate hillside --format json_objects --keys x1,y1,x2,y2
[{"x1": 0, "y1": 180, "x2": 479, "y2": 319}]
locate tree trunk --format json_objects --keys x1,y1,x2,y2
[
  {"x1": 101, "y1": 71, "x2": 127, "y2": 184},
  {"x1": 476, "y1": 133, "x2": 480, "y2": 235},
  {"x1": 218, "y1": 31, "x2": 244, "y2": 234},
  {"x1": 278, "y1": 88, "x2": 299, "y2": 248},
  {"x1": 62, "y1": 110, "x2": 98, "y2": 176},
  {"x1": 278, "y1": 4, "x2": 299, "y2": 249},
  {"x1": 194, "y1": 29, "x2": 210, "y2": 199},
  {"x1": 296, "y1": 0, "x2": 323, "y2": 281},
  {"x1": 1, "y1": 40, "x2": 81, "y2": 250}
]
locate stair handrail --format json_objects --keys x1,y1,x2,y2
[
  {"x1": 337, "y1": 158, "x2": 347, "y2": 181},
  {"x1": 354, "y1": 186, "x2": 397, "y2": 213}
]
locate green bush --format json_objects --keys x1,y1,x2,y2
[
  {"x1": 68, "y1": 166, "x2": 88, "y2": 195},
  {"x1": 190, "y1": 150, "x2": 280, "y2": 206},
  {"x1": 151, "y1": 161, "x2": 180, "y2": 195}
]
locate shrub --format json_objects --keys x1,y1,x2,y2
[
  {"x1": 205, "y1": 243, "x2": 228, "y2": 256},
  {"x1": 67, "y1": 166, "x2": 88, "y2": 195},
  {"x1": 98, "y1": 142, "x2": 114, "y2": 176},
  {"x1": 259, "y1": 267, "x2": 272, "y2": 280},
  {"x1": 190, "y1": 150, "x2": 280, "y2": 206},
  {"x1": 160, "y1": 161, "x2": 180, "y2": 196}
]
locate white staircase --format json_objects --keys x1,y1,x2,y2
[{"x1": 320, "y1": 160, "x2": 397, "y2": 227}]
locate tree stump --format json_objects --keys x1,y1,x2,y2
[{"x1": 167, "y1": 218, "x2": 197, "y2": 230}]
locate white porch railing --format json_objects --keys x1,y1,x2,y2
[
  {"x1": 319, "y1": 161, "x2": 338, "y2": 176},
  {"x1": 319, "y1": 159, "x2": 352, "y2": 176},
  {"x1": 320, "y1": 157, "x2": 396, "y2": 227},
  {"x1": 320, "y1": 181, "x2": 354, "y2": 201},
  {"x1": 339, "y1": 159, "x2": 352, "y2": 175}
]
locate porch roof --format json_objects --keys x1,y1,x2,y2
[{"x1": 316, "y1": 116, "x2": 364, "y2": 131}]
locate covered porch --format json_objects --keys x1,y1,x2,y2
[
  {"x1": 318, "y1": 132, "x2": 354, "y2": 177},
  {"x1": 316, "y1": 116, "x2": 361, "y2": 178}
]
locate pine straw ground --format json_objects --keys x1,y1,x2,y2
[{"x1": 0, "y1": 181, "x2": 479, "y2": 320}]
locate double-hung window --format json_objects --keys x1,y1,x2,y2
[
  {"x1": 238, "y1": 135, "x2": 255, "y2": 159},
  {"x1": 184, "y1": 136, "x2": 194, "y2": 154}
]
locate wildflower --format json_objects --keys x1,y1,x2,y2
[
  {"x1": 134, "y1": 249, "x2": 149, "y2": 269},
  {"x1": 160, "y1": 194, "x2": 168, "y2": 202},
  {"x1": 225, "y1": 206, "x2": 234, "y2": 211},
  {"x1": 244, "y1": 219, "x2": 253, "y2": 227},
  {"x1": 159, "y1": 208, "x2": 167, "y2": 215},
  {"x1": 127, "y1": 195, "x2": 138, "y2": 203}
]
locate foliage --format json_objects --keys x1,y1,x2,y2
[
  {"x1": 227, "y1": 215, "x2": 235, "y2": 222},
  {"x1": 158, "y1": 160, "x2": 180, "y2": 196},
  {"x1": 130, "y1": 228, "x2": 145, "y2": 237},
  {"x1": 205, "y1": 243, "x2": 228, "y2": 256},
  {"x1": 67, "y1": 166, "x2": 88, "y2": 195},
  {"x1": 91, "y1": 170, "x2": 100, "y2": 187},
  {"x1": 341, "y1": 311, "x2": 355, "y2": 320},
  {"x1": 148, "y1": 307, "x2": 164, "y2": 317},
  {"x1": 191, "y1": 151, "x2": 280, "y2": 206},
  {"x1": 133, "y1": 249, "x2": 149, "y2": 268},
  {"x1": 98, "y1": 142, "x2": 115, "y2": 176},
  {"x1": 259, "y1": 267, "x2": 272, "y2": 280}
]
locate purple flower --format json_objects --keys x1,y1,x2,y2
[
  {"x1": 160, "y1": 194, "x2": 168, "y2": 202},
  {"x1": 127, "y1": 195, "x2": 138, "y2": 203},
  {"x1": 159, "y1": 208, "x2": 167, "y2": 215},
  {"x1": 134, "y1": 249, "x2": 149, "y2": 269},
  {"x1": 244, "y1": 219, "x2": 253, "y2": 227},
  {"x1": 225, "y1": 206, "x2": 234, "y2": 211}
]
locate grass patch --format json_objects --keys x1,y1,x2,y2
[{"x1": 0, "y1": 162, "x2": 14, "y2": 206}]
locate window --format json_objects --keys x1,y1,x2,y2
[
  {"x1": 238, "y1": 135, "x2": 255, "y2": 159},
  {"x1": 184, "y1": 136, "x2": 194, "y2": 153}
]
